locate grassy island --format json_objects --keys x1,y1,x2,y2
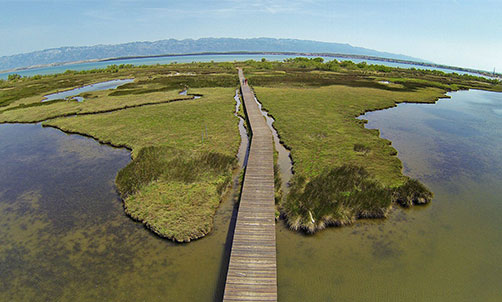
[
  {"x1": 1, "y1": 58, "x2": 500, "y2": 238},
  {"x1": 242, "y1": 58, "x2": 501, "y2": 232}
]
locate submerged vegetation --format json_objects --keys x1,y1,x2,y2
[
  {"x1": 1, "y1": 63, "x2": 241, "y2": 241},
  {"x1": 1, "y1": 58, "x2": 501, "y2": 238}
]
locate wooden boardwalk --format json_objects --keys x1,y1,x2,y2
[{"x1": 223, "y1": 69, "x2": 277, "y2": 301}]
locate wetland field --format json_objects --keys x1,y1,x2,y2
[{"x1": 1, "y1": 59, "x2": 501, "y2": 301}]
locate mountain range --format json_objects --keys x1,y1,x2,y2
[{"x1": 0, "y1": 38, "x2": 424, "y2": 72}]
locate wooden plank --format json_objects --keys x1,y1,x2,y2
[{"x1": 223, "y1": 69, "x2": 277, "y2": 302}]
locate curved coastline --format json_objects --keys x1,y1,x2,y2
[
  {"x1": 252, "y1": 83, "x2": 445, "y2": 234},
  {"x1": 0, "y1": 85, "x2": 244, "y2": 242},
  {"x1": 3, "y1": 51, "x2": 499, "y2": 79}
]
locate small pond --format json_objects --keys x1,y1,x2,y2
[{"x1": 42, "y1": 79, "x2": 134, "y2": 102}]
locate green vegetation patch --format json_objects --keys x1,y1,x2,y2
[
  {"x1": 254, "y1": 85, "x2": 445, "y2": 185},
  {"x1": 0, "y1": 67, "x2": 134, "y2": 108},
  {"x1": 0, "y1": 89, "x2": 190, "y2": 123},
  {"x1": 283, "y1": 165, "x2": 432, "y2": 233},
  {"x1": 42, "y1": 87, "x2": 240, "y2": 241},
  {"x1": 253, "y1": 83, "x2": 444, "y2": 233},
  {"x1": 110, "y1": 74, "x2": 238, "y2": 96},
  {"x1": 283, "y1": 165, "x2": 392, "y2": 232},
  {"x1": 117, "y1": 146, "x2": 234, "y2": 242},
  {"x1": 0, "y1": 62, "x2": 239, "y2": 109},
  {"x1": 241, "y1": 57, "x2": 501, "y2": 92},
  {"x1": 0, "y1": 65, "x2": 241, "y2": 124},
  {"x1": 43, "y1": 88, "x2": 239, "y2": 157}
]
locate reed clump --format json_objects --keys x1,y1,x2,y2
[
  {"x1": 281, "y1": 165, "x2": 432, "y2": 233},
  {"x1": 392, "y1": 178, "x2": 433, "y2": 207},
  {"x1": 353, "y1": 143, "x2": 371, "y2": 154}
]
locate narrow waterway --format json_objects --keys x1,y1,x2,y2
[
  {"x1": 253, "y1": 95, "x2": 294, "y2": 191},
  {"x1": 234, "y1": 89, "x2": 250, "y2": 168},
  {"x1": 43, "y1": 79, "x2": 134, "y2": 102},
  {"x1": 0, "y1": 90, "x2": 249, "y2": 301},
  {"x1": 275, "y1": 89, "x2": 502, "y2": 301}
]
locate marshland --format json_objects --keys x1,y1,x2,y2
[{"x1": 1, "y1": 58, "x2": 501, "y2": 301}]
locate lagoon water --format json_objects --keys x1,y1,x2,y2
[
  {"x1": 0, "y1": 124, "x2": 242, "y2": 302},
  {"x1": 1, "y1": 89, "x2": 501, "y2": 301},
  {"x1": 0, "y1": 54, "x2": 485, "y2": 80},
  {"x1": 276, "y1": 89, "x2": 502, "y2": 301},
  {"x1": 42, "y1": 79, "x2": 134, "y2": 102}
]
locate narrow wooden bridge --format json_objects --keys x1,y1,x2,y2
[{"x1": 223, "y1": 69, "x2": 277, "y2": 301}]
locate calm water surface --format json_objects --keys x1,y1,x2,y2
[
  {"x1": 43, "y1": 79, "x2": 134, "y2": 102},
  {"x1": 0, "y1": 54, "x2": 487, "y2": 80},
  {"x1": 0, "y1": 124, "x2": 240, "y2": 302},
  {"x1": 276, "y1": 89, "x2": 502, "y2": 301}
]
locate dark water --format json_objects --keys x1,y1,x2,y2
[
  {"x1": 276, "y1": 89, "x2": 502, "y2": 301},
  {"x1": 0, "y1": 123, "x2": 243, "y2": 302},
  {"x1": 42, "y1": 79, "x2": 134, "y2": 102}
]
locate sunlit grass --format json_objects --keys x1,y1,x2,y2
[
  {"x1": 254, "y1": 83, "x2": 440, "y2": 232},
  {"x1": 43, "y1": 87, "x2": 240, "y2": 241},
  {"x1": 117, "y1": 146, "x2": 235, "y2": 242}
]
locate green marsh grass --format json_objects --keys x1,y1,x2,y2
[
  {"x1": 254, "y1": 81, "x2": 442, "y2": 232},
  {"x1": 116, "y1": 146, "x2": 235, "y2": 242},
  {"x1": 0, "y1": 89, "x2": 191, "y2": 123},
  {"x1": 0, "y1": 61, "x2": 238, "y2": 110},
  {"x1": 282, "y1": 165, "x2": 392, "y2": 232},
  {"x1": 3, "y1": 60, "x2": 497, "y2": 238},
  {"x1": 42, "y1": 87, "x2": 241, "y2": 241}
]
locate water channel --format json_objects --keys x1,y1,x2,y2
[
  {"x1": 42, "y1": 79, "x2": 134, "y2": 102},
  {"x1": 253, "y1": 95, "x2": 294, "y2": 191}
]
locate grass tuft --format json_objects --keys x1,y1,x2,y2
[
  {"x1": 281, "y1": 165, "x2": 433, "y2": 233},
  {"x1": 281, "y1": 165, "x2": 392, "y2": 233},
  {"x1": 392, "y1": 178, "x2": 433, "y2": 207},
  {"x1": 353, "y1": 143, "x2": 371, "y2": 154}
]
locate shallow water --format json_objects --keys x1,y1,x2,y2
[
  {"x1": 0, "y1": 119, "x2": 246, "y2": 301},
  {"x1": 253, "y1": 95, "x2": 294, "y2": 191},
  {"x1": 234, "y1": 90, "x2": 250, "y2": 168},
  {"x1": 180, "y1": 89, "x2": 202, "y2": 100},
  {"x1": 42, "y1": 79, "x2": 134, "y2": 102},
  {"x1": 276, "y1": 89, "x2": 502, "y2": 301},
  {"x1": 1, "y1": 54, "x2": 491, "y2": 81}
]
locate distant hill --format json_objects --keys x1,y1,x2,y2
[{"x1": 0, "y1": 37, "x2": 423, "y2": 71}]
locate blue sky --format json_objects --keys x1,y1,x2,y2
[{"x1": 1, "y1": 0, "x2": 501, "y2": 71}]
